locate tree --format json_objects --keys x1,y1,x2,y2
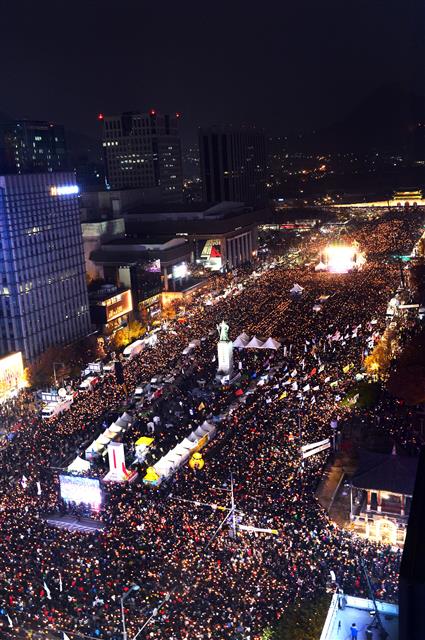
[
  {"x1": 387, "y1": 326, "x2": 425, "y2": 404},
  {"x1": 25, "y1": 346, "x2": 66, "y2": 388},
  {"x1": 266, "y1": 595, "x2": 331, "y2": 640}
]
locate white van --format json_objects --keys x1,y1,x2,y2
[
  {"x1": 41, "y1": 396, "x2": 74, "y2": 420},
  {"x1": 123, "y1": 339, "x2": 145, "y2": 360},
  {"x1": 78, "y1": 376, "x2": 98, "y2": 392}
]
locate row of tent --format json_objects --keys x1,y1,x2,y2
[
  {"x1": 147, "y1": 421, "x2": 217, "y2": 483},
  {"x1": 82, "y1": 412, "x2": 133, "y2": 463},
  {"x1": 233, "y1": 332, "x2": 281, "y2": 350}
]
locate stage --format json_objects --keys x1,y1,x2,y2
[{"x1": 43, "y1": 514, "x2": 106, "y2": 533}]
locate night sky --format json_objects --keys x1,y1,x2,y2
[{"x1": 1, "y1": 0, "x2": 423, "y2": 144}]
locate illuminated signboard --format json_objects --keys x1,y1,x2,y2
[
  {"x1": 0, "y1": 352, "x2": 25, "y2": 396},
  {"x1": 59, "y1": 475, "x2": 103, "y2": 510},
  {"x1": 50, "y1": 185, "x2": 80, "y2": 196},
  {"x1": 104, "y1": 290, "x2": 133, "y2": 323},
  {"x1": 146, "y1": 259, "x2": 161, "y2": 273},
  {"x1": 172, "y1": 263, "x2": 188, "y2": 279}
]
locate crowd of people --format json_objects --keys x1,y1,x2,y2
[{"x1": 0, "y1": 209, "x2": 423, "y2": 640}]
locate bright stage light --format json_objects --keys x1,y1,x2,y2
[{"x1": 321, "y1": 244, "x2": 365, "y2": 274}]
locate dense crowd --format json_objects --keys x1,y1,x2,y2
[{"x1": 0, "y1": 209, "x2": 423, "y2": 640}]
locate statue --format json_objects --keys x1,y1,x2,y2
[{"x1": 217, "y1": 320, "x2": 230, "y2": 342}]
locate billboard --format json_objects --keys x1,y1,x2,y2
[
  {"x1": 103, "y1": 290, "x2": 133, "y2": 323},
  {"x1": 0, "y1": 352, "x2": 25, "y2": 397},
  {"x1": 59, "y1": 475, "x2": 103, "y2": 510}
]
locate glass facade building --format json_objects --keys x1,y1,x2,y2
[
  {"x1": 0, "y1": 120, "x2": 68, "y2": 175},
  {"x1": 0, "y1": 172, "x2": 91, "y2": 360},
  {"x1": 101, "y1": 111, "x2": 183, "y2": 202}
]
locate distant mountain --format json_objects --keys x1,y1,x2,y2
[{"x1": 285, "y1": 85, "x2": 425, "y2": 157}]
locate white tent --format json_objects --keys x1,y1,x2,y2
[
  {"x1": 261, "y1": 337, "x2": 281, "y2": 350},
  {"x1": 246, "y1": 336, "x2": 264, "y2": 349},
  {"x1": 315, "y1": 261, "x2": 326, "y2": 271},
  {"x1": 240, "y1": 332, "x2": 250, "y2": 342},
  {"x1": 290, "y1": 283, "x2": 304, "y2": 294},
  {"x1": 233, "y1": 336, "x2": 248, "y2": 348},
  {"x1": 109, "y1": 423, "x2": 123, "y2": 434},
  {"x1": 67, "y1": 456, "x2": 91, "y2": 473}
]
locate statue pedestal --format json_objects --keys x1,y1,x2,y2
[{"x1": 217, "y1": 340, "x2": 234, "y2": 377}]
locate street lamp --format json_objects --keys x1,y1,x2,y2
[
  {"x1": 120, "y1": 584, "x2": 140, "y2": 640},
  {"x1": 53, "y1": 361, "x2": 65, "y2": 387}
]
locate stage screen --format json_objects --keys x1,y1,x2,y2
[{"x1": 59, "y1": 475, "x2": 103, "y2": 510}]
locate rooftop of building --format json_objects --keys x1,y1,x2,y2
[
  {"x1": 351, "y1": 449, "x2": 418, "y2": 495},
  {"x1": 125, "y1": 200, "x2": 255, "y2": 218},
  {"x1": 88, "y1": 284, "x2": 130, "y2": 302},
  {"x1": 320, "y1": 594, "x2": 398, "y2": 640},
  {"x1": 106, "y1": 235, "x2": 181, "y2": 246}
]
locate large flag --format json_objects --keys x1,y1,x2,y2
[{"x1": 43, "y1": 580, "x2": 52, "y2": 600}]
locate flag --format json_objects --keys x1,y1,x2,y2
[
  {"x1": 59, "y1": 573, "x2": 63, "y2": 592},
  {"x1": 319, "y1": 364, "x2": 324, "y2": 372},
  {"x1": 330, "y1": 381, "x2": 339, "y2": 388},
  {"x1": 21, "y1": 475, "x2": 28, "y2": 489},
  {"x1": 324, "y1": 376, "x2": 331, "y2": 383},
  {"x1": 291, "y1": 369, "x2": 297, "y2": 377},
  {"x1": 291, "y1": 382, "x2": 298, "y2": 391},
  {"x1": 343, "y1": 364, "x2": 350, "y2": 374},
  {"x1": 63, "y1": 633, "x2": 72, "y2": 640},
  {"x1": 303, "y1": 384, "x2": 310, "y2": 392},
  {"x1": 309, "y1": 367, "x2": 317, "y2": 377},
  {"x1": 198, "y1": 402, "x2": 205, "y2": 411},
  {"x1": 6, "y1": 613, "x2": 13, "y2": 628},
  {"x1": 43, "y1": 581, "x2": 52, "y2": 600},
  {"x1": 36, "y1": 481, "x2": 42, "y2": 495},
  {"x1": 279, "y1": 391, "x2": 287, "y2": 400},
  {"x1": 311, "y1": 396, "x2": 316, "y2": 404},
  {"x1": 313, "y1": 385, "x2": 320, "y2": 391}
]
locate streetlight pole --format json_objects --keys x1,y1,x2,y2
[
  {"x1": 120, "y1": 584, "x2": 140, "y2": 640},
  {"x1": 53, "y1": 362, "x2": 65, "y2": 388}
]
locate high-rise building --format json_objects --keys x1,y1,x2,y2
[
  {"x1": 199, "y1": 125, "x2": 267, "y2": 204},
  {"x1": 0, "y1": 172, "x2": 91, "y2": 360},
  {"x1": 101, "y1": 111, "x2": 183, "y2": 202},
  {"x1": 0, "y1": 120, "x2": 68, "y2": 174}
]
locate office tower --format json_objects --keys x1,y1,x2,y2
[
  {"x1": 0, "y1": 120, "x2": 68, "y2": 174},
  {"x1": 199, "y1": 125, "x2": 267, "y2": 204},
  {"x1": 101, "y1": 111, "x2": 183, "y2": 202},
  {"x1": 0, "y1": 172, "x2": 91, "y2": 360}
]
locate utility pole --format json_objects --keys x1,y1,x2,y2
[{"x1": 230, "y1": 472, "x2": 237, "y2": 538}]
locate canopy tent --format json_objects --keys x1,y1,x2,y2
[
  {"x1": 67, "y1": 456, "x2": 91, "y2": 473},
  {"x1": 233, "y1": 336, "x2": 249, "y2": 348},
  {"x1": 246, "y1": 336, "x2": 264, "y2": 349},
  {"x1": 109, "y1": 423, "x2": 123, "y2": 434},
  {"x1": 290, "y1": 283, "x2": 304, "y2": 294},
  {"x1": 261, "y1": 337, "x2": 281, "y2": 350},
  {"x1": 85, "y1": 441, "x2": 105, "y2": 460},
  {"x1": 103, "y1": 429, "x2": 118, "y2": 440}
]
